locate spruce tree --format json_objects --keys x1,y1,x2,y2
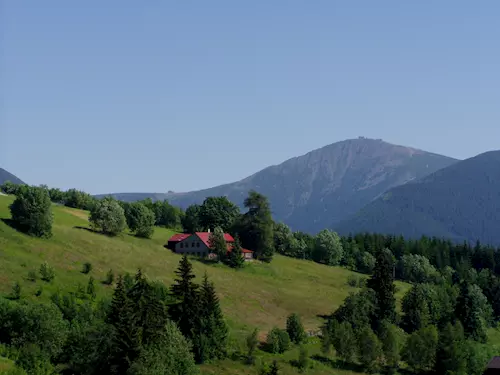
[
  {"x1": 199, "y1": 272, "x2": 228, "y2": 361},
  {"x1": 434, "y1": 322, "x2": 467, "y2": 375},
  {"x1": 86, "y1": 276, "x2": 96, "y2": 300},
  {"x1": 367, "y1": 248, "x2": 397, "y2": 328},
  {"x1": 286, "y1": 313, "x2": 306, "y2": 344},
  {"x1": 106, "y1": 275, "x2": 142, "y2": 375},
  {"x1": 170, "y1": 255, "x2": 202, "y2": 351},
  {"x1": 227, "y1": 235, "x2": 245, "y2": 268}
]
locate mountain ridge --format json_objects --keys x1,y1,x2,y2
[
  {"x1": 0, "y1": 168, "x2": 25, "y2": 186},
  {"x1": 336, "y1": 150, "x2": 500, "y2": 245},
  {"x1": 97, "y1": 138, "x2": 458, "y2": 233}
]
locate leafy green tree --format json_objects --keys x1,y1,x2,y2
[
  {"x1": 125, "y1": 202, "x2": 155, "y2": 238},
  {"x1": 128, "y1": 320, "x2": 199, "y2": 375},
  {"x1": 237, "y1": 190, "x2": 275, "y2": 261},
  {"x1": 273, "y1": 222, "x2": 296, "y2": 256},
  {"x1": 402, "y1": 283, "x2": 431, "y2": 333},
  {"x1": 63, "y1": 188, "x2": 95, "y2": 210},
  {"x1": 312, "y1": 229, "x2": 343, "y2": 266},
  {"x1": 246, "y1": 328, "x2": 259, "y2": 365},
  {"x1": 182, "y1": 204, "x2": 202, "y2": 233},
  {"x1": 226, "y1": 235, "x2": 245, "y2": 268},
  {"x1": 332, "y1": 289, "x2": 375, "y2": 330},
  {"x1": 39, "y1": 262, "x2": 55, "y2": 282},
  {"x1": 455, "y1": 282, "x2": 492, "y2": 342},
  {"x1": 208, "y1": 227, "x2": 228, "y2": 262},
  {"x1": 286, "y1": 313, "x2": 306, "y2": 344},
  {"x1": 10, "y1": 282, "x2": 22, "y2": 300},
  {"x1": 104, "y1": 269, "x2": 115, "y2": 285},
  {"x1": 378, "y1": 321, "x2": 404, "y2": 373},
  {"x1": 89, "y1": 197, "x2": 127, "y2": 236},
  {"x1": 402, "y1": 325, "x2": 438, "y2": 374},
  {"x1": 150, "y1": 200, "x2": 182, "y2": 228},
  {"x1": 47, "y1": 187, "x2": 64, "y2": 203},
  {"x1": 330, "y1": 320, "x2": 358, "y2": 364},
  {"x1": 397, "y1": 254, "x2": 440, "y2": 283},
  {"x1": 367, "y1": 249, "x2": 397, "y2": 327},
  {"x1": 434, "y1": 322, "x2": 467, "y2": 375},
  {"x1": 199, "y1": 196, "x2": 240, "y2": 232},
  {"x1": 357, "y1": 326, "x2": 383, "y2": 373},
  {"x1": 15, "y1": 344, "x2": 54, "y2": 375},
  {"x1": 1, "y1": 180, "x2": 21, "y2": 195},
  {"x1": 9, "y1": 185, "x2": 53, "y2": 238},
  {"x1": 197, "y1": 273, "x2": 228, "y2": 362},
  {"x1": 266, "y1": 327, "x2": 290, "y2": 354}
]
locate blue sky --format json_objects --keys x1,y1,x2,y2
[{"x1": 1, "y1": 1, "x2": 499, "y2": 194}]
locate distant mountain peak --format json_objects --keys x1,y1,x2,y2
[
  {"x1": 98, "y1": 138, "x2": 457, "y2": 233},
  {"x1": 0, "y1": 168, "x2": 25, "y2": 186}
]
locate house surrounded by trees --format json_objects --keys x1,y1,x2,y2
[{"x1": 167, "y1": 231, "x2": 254, "y2": 260}]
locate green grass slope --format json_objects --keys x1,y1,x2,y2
[{"x1": 2, "y1": 194, "x2": 498, "y2": 375}]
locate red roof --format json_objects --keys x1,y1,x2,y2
[
  {"x1": 168, "y1": 233, "x2": 191, "y2": 242},
  {"x1": 194, "y1": 232, "x2": 234, "y2": 247},
  {"x1": 226, "y1": 244, "x2": 253, "y2": 253}
]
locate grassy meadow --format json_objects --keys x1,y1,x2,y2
[{"x1": 0, "y1": 194, "x2": 498, "y2": 374}]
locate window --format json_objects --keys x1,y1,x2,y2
[
  {"x1": 197, "y1": 242, "x2": 200, "y2": 248},
  {"x1": 192, "y1": 242, "x2": 195, "y2": 247},
  {"x1": 180, "y1": 243, "x2": 183, "y2": 249}
]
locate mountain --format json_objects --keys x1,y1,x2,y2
[
  {"x1": 0, "y1": 168, "x2": 25, "y2": 186},
  {"x1": 99, "y1": 138, "x2": 457, "y2": 233},
  {"x1": 336, "y1": 150, "x2": 500, "y2": 246}
]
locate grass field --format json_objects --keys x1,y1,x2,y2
[{"x1": 0, "y1": 194, "x2": 498, "y2": 374}]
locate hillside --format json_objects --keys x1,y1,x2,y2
[
  {"x1": 0, "y1": 168, "x2": 25, "y2": 186},
  {"x1": 0, "y1": 194, "x2": 412, "y2": 375},
  {"x1": 98, "y1": 138, "x2": 457, "y2": 233},
  {"x1": 336, "y1": 150, "x2": 500, "y2": 246}
]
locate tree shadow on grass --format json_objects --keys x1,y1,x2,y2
[
  {"x1": 316, "y1": 314, "x2": 330, "y2": 321},
  {"x1": 311, "y1": 355, "x2": 364, "y2": 373},
  {"x1": 1, "y1": 218, "x2": 23, "y2": 232},
  {"x1": 73, "y1": 226, "x2": 117, "y2": 238}
]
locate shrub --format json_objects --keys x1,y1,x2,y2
[
  {"x1": 347, "y1": 275, "x2": 359, "y2": 287},
  {"x1": 10, "y1": 282, "x2": 22, "y2": 300},
  {"x1": 9, "y1": 186, "x2": 53, "y2": 238},
  {"x1": 266, "y1": 327, "x2": 290, "y2": 354},
  {"x1": 81, "y1": 262, "x2": 92, "y2": 274},
  {"x1": 27, "y1": 270, "x2": 37, "y2": 282},
  {"x1": 104, "y1": 269, "x2": 115, "y2": 285},
  {"x1": 34, "y1": 287, "x2": 43, "y2": 297},
  {"x1": 89, "y1": 197, "x2": 126, "y2": 236},
  {"x1": 39, "y1": 262, "x2": 55, "y2": 282}
]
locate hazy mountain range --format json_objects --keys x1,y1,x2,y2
[{"x1": 98, "y1": 138, "x2": 458, "y2": 233}]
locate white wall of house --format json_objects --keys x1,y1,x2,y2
[{"x1": 174, "y1": 235, "x2": 210, "y2": 256}]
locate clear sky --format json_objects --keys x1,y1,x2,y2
[{"x1": 1, "y1": 1, "x2": 499, "y2": 195}]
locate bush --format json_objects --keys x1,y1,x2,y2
[
  {"x1": 9, "y1": 282, "x2": 22, "y2": 300},
  {"x1": 89, "y1": 197, "x2": 126, "y2": 236},
  {"x1": 104, "y1": 269, "x2": 115, "y2": 285},
  {"x1": 266, "y1": 327, "x2": 290, "y2": 354},
  {"x1": 9, "y1": 186, "x2": 53, "y2": 238},
  {"x1": 27, "y1": 270, "x2": 37, "y2": 282},
  {"x1": 81, "y1": 262, "x2": 92, "y2": 274},
  {"x1": 34, "y1": 287, "x2": 43, "y2": 297},
  {"x1": 39, "y1": 262, "x2": 55, "y2": 282}
]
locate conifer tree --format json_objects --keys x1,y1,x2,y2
[
  {"x1": 199, "y1": 272, "x2": 228, "y2": 361},
  {"x1": 286, "y1": 313, "x2": 306, "y2": 344},
  {"x1": 227, "y1": 235, "x2": 245, "y2": 268},
  {"x1": 170, "y1": 255, "x2": 202, "y2": 349},
  {"x1": 86, "y1": 276, "x2": 96, "y2": 300},
  {"x1": 367, "y1": 248, "x2": 397, "y2": 328},
  {"x1": 434, "y1": 322, "x2": 467, "y2": 375},
  {"x1": 106, "y1": 275, "x2": 142, "y2": 375}
]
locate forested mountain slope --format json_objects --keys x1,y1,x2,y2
[{"x1": 336, "y1": 150, "x2": 500, "y2": 245}]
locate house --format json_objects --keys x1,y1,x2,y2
[
  {"x1": 166, "y1": 232, "x2": 254, "y2": 260},
  {"x1": 484, "y1": 357, "x2": 500, "y2": 375}
]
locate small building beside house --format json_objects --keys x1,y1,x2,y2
[
  {"x1": 484, "y1": 357, "x2": 500, "y2": 375},
  {"x1": 166, "y1": 232, "x2": 254, "y2": 260}
]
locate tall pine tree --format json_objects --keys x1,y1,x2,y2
[
  {"x1": 105, "y1": 275, "x2": 142, "y2": 375},
  {"x1": 367, "y1": 248, "x2": 397, "y2": 329},
  {"x1": 208, "y1": 227, "x2": 228, "y2": 262},
  {"x1": 227, "y1": 235, "x2": 245, "y2": 268},
  {"x1": 199, "y1": 272, "x2": 228, "y2": 362},
  {"x1": 170, "y1": 255, "x2": 201, "y2": 341}
]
